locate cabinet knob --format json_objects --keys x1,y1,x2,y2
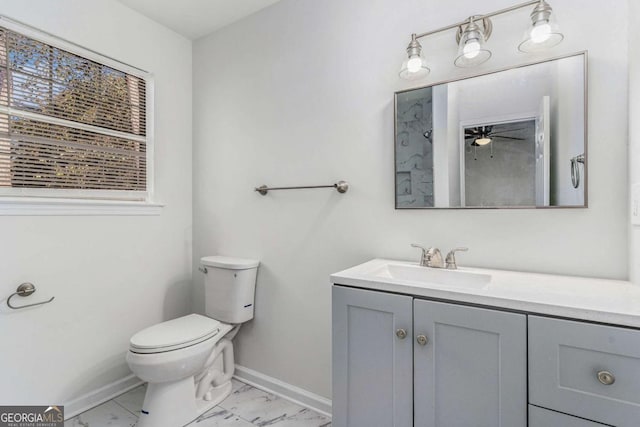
[
  {"x1": 396, "y1": 329, "x2": 407, "y2": 339},
  {"x1": 597, "y1": 370, "x2": 615, "y2": 386},
  {"x1": 416, "y1": 334, "x2": 428, "y2": 346}
]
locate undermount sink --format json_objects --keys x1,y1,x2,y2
[{"x1": 374, "y1": 263, "x2": 492, "y2": 289}]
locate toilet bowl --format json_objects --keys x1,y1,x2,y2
[{"x1": 126, "y1": 256, "x2": 259, "y2": 427}]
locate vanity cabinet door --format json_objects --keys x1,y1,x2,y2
[
  {"x1": 413, "y1": 300, "x2": 527, "y2": 427},
  {"x1": 529, "y1": 316, "x2": 640, "y2": 427},
  {"x1": 529, "y1": 405, "x2": 611, "y2": 427},
  {"x1": 332, "y1": 286, "x2": 413, "y2": 427}
]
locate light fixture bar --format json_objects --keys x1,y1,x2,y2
[
  {"x1": 399, "y1": 0, "x2": 562, "y2": 80},
  {"x1": 413, "y1": 0, "x2": 539, "y2": 40}
]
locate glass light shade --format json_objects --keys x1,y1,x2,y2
[
  {"x1": 454, "y1": 35, "x2": 491, "y2": 68},
  {"x1": 518, "y1": 19, "x2": 564, "y2": 52},
  {"x1": 474, "y1": 137, "x2": 492, "y2": 146},
  {"x1": 399, "y1": 54, "x2": 430, "y2": 80},
  {"x1": 454, "y1": 20, "x2": 491, "y2": 68}
]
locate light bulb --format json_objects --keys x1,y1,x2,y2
[
  {"x1": 463, "y1": 39, "x2": 481, "y2": 59},
  {"x1": 530, "y1": 21, "x2": 552, "y2": 43},
  {"x1": 475, "y1": 137, "x2": 492, "y2": 146},
  {"x1": 407, "y1": 56, "x2": 423, "y2": 73}
]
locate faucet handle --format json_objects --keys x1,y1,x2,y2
[
  {"x1": 445, "y1": 247, "x2": 468, "y2": 270},
  {"x1": 411, "y1": 244, "x2": 429, "y2": 266}
]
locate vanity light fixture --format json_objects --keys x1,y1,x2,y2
[
  {"x1": 400, "y1": 0, "x2": 564, "y2": 80},
  {"x1": 518, "y1": 0, "x2": 564, "y2": 52},
  {"x1": 454, "y1": 17, "x2": 492, "y2": 68},
  {"x1": 399, "y1": 34, "x2": 431, "y2": 80}
]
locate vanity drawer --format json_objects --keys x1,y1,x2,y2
[
  {"x1": 529, "y1": 316, "x2": 640, "y2": 427},
  {"x1": 529, "y1": 405, "x2": 610, "y2": 427}
]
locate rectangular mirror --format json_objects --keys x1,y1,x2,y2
[{"x1": 394, "y1": 52, "x2": 587, "y2": 209}]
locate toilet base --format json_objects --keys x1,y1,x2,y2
[
  {"x1": 196, "y1": 381, "x2": 233, "y2": 416},
  {"x1": 136, "y1": 378, "x2": 232, "y2": 427}
]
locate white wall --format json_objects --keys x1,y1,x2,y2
[
  {"x1": 551, "y1": 57, "x2": 586, "y2": 206},
  {"x1": 432, "y1": 85, "x2": 451, "y2": 207},
  {"x1": 193, "y1": 0, "x2": 628, "y2": 399},
  {"x1": 0, "y1": 0, "x2": 192, "y2": 405},
  {"x1": 629, "y1": 0, "x2": 640, "y2": 284},
  {"x1": 444, "y1": 60, "x2": 556, "y2": 207}
]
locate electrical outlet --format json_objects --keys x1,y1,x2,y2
[{"x1": 632, "y1": 183, "x2": 640, "y2": 226}]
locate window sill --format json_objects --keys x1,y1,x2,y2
[{"x1": 0, "y1": 197, "x2": 164, "y2": 216}]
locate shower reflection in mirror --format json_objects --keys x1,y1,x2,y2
[
  {"x1": 394, "y1": 52, "x2": 587, "y2": 209},
  {"x1": 395, "y1": 86, "x2": 434, "y2": 207}
]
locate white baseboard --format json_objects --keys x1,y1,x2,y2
[
  {"x1": 64, "y1": 374, "x2": 143, "y2": 420},
  {"x1": 63, "y1": 367, "x2": 332, "y2": 420},
  {"x1": 233, "y1": 365, "x2": 332, "y2": 418}
]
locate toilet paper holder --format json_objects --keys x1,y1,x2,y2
[{"x1": 6, "y1": 283, "x2": 55, "y2": 310}]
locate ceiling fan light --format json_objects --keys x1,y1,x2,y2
[{"x1": 474, "y1": 137, "x2": 492, "y2": 146}]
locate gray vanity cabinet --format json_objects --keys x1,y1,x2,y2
[
  {"x1": 413, "y1": 300, "x2": 527, "y2": 427},
  {"x1": 332, "y1": 286, "x2": 527, "y2": 427},
  {"x1": 529, "y1": 316, "x2": 640, "y2": 427},
  {"x1": 332, "y1": 286, "x2": 413, "y2": 427},
  {"x1": 528, "y1": 405, "x2": 609, "y2": 426}
]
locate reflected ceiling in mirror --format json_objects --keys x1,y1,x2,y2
[{"x1": 394, "y1": 52, "x2": 587, "y2": 209}]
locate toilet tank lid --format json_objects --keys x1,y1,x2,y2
[{"x1": 201, "y1": 256, "x2": 260, "y2": 270}]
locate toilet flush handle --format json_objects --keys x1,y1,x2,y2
[{"x1": 199, "y1": 266, "x2": 208, "y2": 274}]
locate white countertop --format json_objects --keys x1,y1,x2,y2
[{"x1": 330, "y1": 259, "x2": 640, "y2": 328}]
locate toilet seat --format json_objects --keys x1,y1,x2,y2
[{"x1": 130, "y1": 314, "x2": 223, "y2": 354}]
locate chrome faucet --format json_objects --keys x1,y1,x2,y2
[
  {"x1": 411, "y1": 244, "x2": 444, "y2": 268},
  {"x1": 445, "y1": 247, "x2": 468, "y2": 270}
]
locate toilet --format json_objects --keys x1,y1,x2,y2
[{"x1": 126, "y1": 256, "x2": 259, "y2": 427}]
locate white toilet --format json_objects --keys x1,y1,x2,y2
[{"x1": 126, "y1": 256, "x2": 259, "y2": 427}]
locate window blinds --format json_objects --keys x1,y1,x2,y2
[{"x1": 0, "y1": 26, "x2": 148, "y2": 197}]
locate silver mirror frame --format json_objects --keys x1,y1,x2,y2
[{"x1": 394, "y1": 51, "x2": 588, "y2": 210}]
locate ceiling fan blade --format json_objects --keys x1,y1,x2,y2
[
  {"x1": 493, "y1": 136, "x2": 526, "y2": 141},
  {"x1": 489, "y1": 128, "x2": 528, "y2": 135}
]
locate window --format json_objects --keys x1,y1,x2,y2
[{"x1": 0, "y1": 19, "x2": 152, "y2": 205}]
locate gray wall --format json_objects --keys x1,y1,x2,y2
[
  {"x1": 193, "y1": 0, "x2": 629, "y2": 398},
  {"x1": 465, "y1": 121, "x2": 536, "y2": 207}
]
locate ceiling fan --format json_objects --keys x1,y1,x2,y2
[
  {"x1": 465, "y1": 124, "x2": 528, "y2": 160},
  {"x1": 464, "y1": 125, "x2": 527, "y2": 146}
]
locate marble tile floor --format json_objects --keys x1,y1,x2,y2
[{"x1": 65, "y1": 379, "x2": 331, "y2": 427}]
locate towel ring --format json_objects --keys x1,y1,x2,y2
[
  {"x1": 570, "y1": 154, "x2": 585, "y2": 189},
  {"x1": 6, "y1": 283, "x2": 55, "y2": 310}
]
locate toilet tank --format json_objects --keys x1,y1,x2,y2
[{"x1": 200, "y1": 256, "x2": 259, "y2": 324}]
